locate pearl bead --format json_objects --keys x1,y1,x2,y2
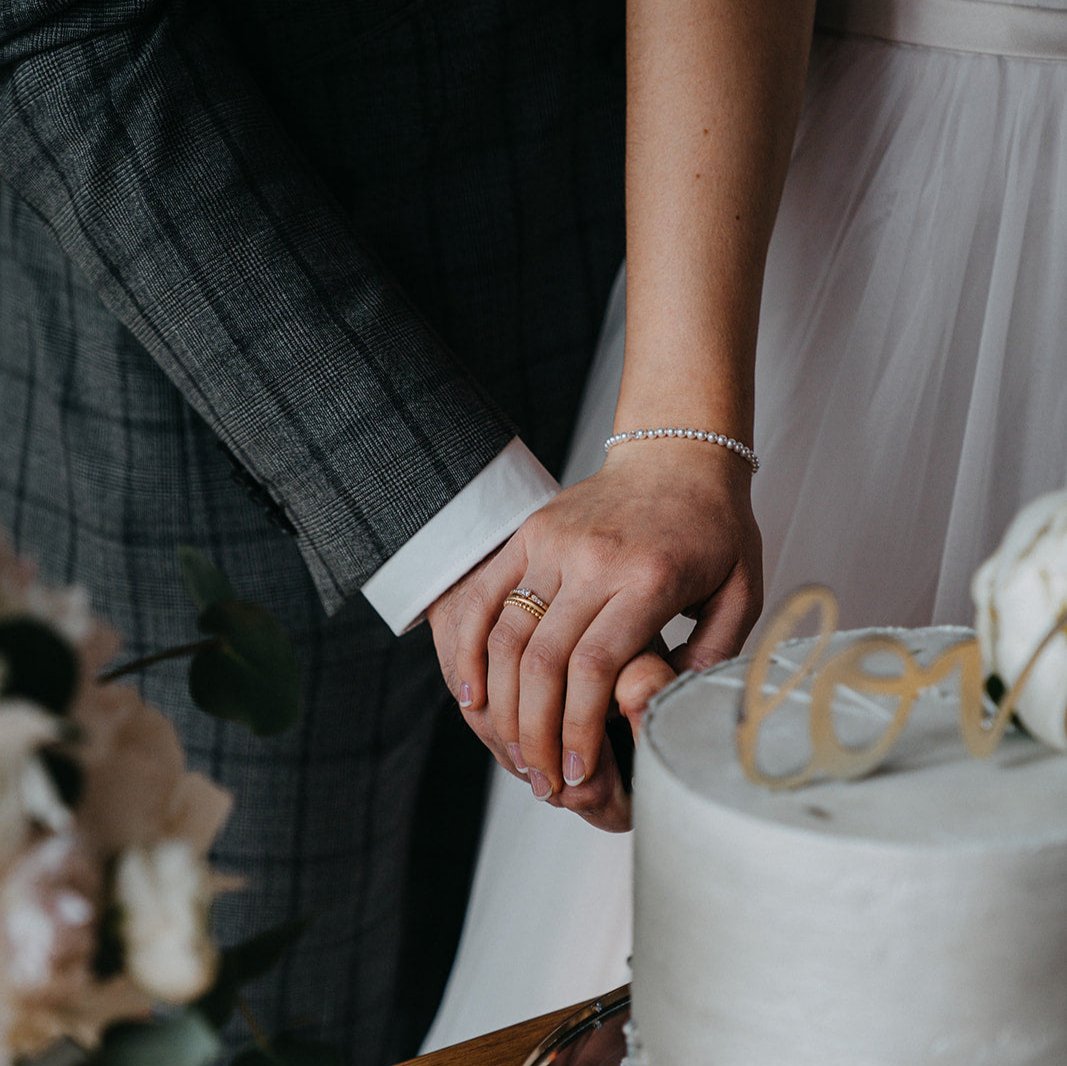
[{"x1": 602, "y1": 425, "x2": 759, "y2": 473}]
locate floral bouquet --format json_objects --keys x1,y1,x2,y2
[{"x1": 0, "y1": 537, "x2": 317, "y2": 1066}]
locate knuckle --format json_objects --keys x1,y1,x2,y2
[
  {"x1": 490, "y1": 721, "x2": 518, "y2": 750},
  {"x1": 519, "y1": 508, "x2": 551, "y2": 541},
  {"x1": 562, "y1": 722, "x2": 601, "y2": 756},
  {"x1": 454, "y1": 634, "x2": 483, "y2": 670},
  {"x1": 487, "y1": 622, "x2": 526, "y2": 659},
  {"x1": 517, "y1": 725, "x2": 543, "y2": 751},
  {"x1": 569, "y1": 640, "x2": 618, "y2": 684},
  {"x1": 563, "y1": 701, "x2": 603, "y2": 736},
  {"x1": 487, "y1": 702, "x2": 516, "y2": 741},
  {"x1": 641, "y1": 548, "x2": 677, "y2": 587},
  {"x1": 462, "y1": 580, "x2": 493, "y2": 615},
  {"x1": 517, "y1": 726, "x2": 552, "y2": 762},
  {"x1": 521, "y1": 639, "x2": 564, "y2": 681}
]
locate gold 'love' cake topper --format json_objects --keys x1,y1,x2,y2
[{"x1": 737, "y1": 586, "x2": 1067, "y2": 790}]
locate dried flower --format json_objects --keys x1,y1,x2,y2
[
  {"x1": 0, "y1": 701, "x2": 67, "y2": 865},
  {"x1": 115, "y1": 841, "x2": 219, "y2": 1003},
  {"x1": 0, "y1": 536, "x2": 236, "y2": 1060}
]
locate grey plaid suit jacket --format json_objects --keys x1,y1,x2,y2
[{"x1": 0, "y1": 1, "x2": 624, "y2": 1062}]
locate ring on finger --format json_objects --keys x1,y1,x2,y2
[{"x1": 503, "y1": 587, "x2": 550, "y2": 622}]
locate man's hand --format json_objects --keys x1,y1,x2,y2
[
  {"x1": 429, "y1": 562, "x2": 636, "y2": 832},
  {"x1": 428, "y1": 441, "x2": 762, "y2": 814}
]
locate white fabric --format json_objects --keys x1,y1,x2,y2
[
  {"x1": 361, "y1": 438, "x2": 558, "y2": 634},
  {"x1": 816, "y1": 0, "x2": 1067, "y2": 59},
  {"x1": 752, "y1": 29, "x2": 1067, "y2": 635},
  {"x1": 422, "y1": 12, "x2": 1067, "y2": 1054}
]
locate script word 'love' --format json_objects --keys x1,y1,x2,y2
[{"x1": 737, "y1": 586, "x2": 1067, "y2": 791}]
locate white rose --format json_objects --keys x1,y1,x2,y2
[
  {"x1": 972, "y1": 489, "x2": 1067, "y2": 749},
  {"x1": 114, "y1": 840, "x2": 218, "y2": 1003}
]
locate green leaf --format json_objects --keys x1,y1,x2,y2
[
  {"x1": 179, "y1": 547, "x2": 237, "y2": 612},
  {"x1": 90, "y1": 1011, "x2": 220, "y2": 1066},
  {"x1": 233, "y1": 1038, "x2": 341, "y2": 1066},
  {"x1": 0, "y1": 617, "x2": 78, "y2": 715},
  {"x1": 195, "y1": 919, "x2": 309, "y2": 1030},
  {"x1": 188, "y1": 601, "x2": 301, "y2": 737}
]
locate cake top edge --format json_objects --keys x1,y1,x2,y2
[{"x1": 639, "y1": 625, "x2": 1067, "y2": 850}]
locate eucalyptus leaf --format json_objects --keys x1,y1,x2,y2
[
  {"x1": 179, "y1": 547, "x2": 237, "y2": 612},
  {"x1": 90, "y1": 1011, "x2": 220, "y2": 1066},
  {"x1": 0, "y1": 617, "x2": 78, "y2": 715},
  {"x1": 195, "y1": 919, "x2": 309, "y2": 1029},
  {"x1": 188, "y1": 601, "x2": 300, "y2": 736}
]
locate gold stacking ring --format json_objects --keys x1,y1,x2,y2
[{"x1": 503, "y1": 586, "x2": 550, "y2": 622}]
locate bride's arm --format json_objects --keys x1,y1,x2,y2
[
  {"x1": 429, "y1": 0, "x2": 817, "y2": 820},
  {"x1": 620, "y1": 0, "x2": 816, "y2": 445}
]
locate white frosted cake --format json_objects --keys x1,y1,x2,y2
[{"x1": 631, "y1": 627, "x2": 1067, "y2": 1065}]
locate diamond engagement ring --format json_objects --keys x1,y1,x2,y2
[
  {"x1": 511, "y1": 587, "x2": 548, "y2": 610},
  {"x1": 503, "y1": 587, "x2": 550, "y2": 621}
]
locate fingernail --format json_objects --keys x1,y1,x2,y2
[
  {"x1": 458, "y1": 682, "x2": 473, "y2": 708},
  {"x1": 564, "y1": 751, "x2": 586, "y2": 787},
  {"x1": 507, "y1": 743, "x2": 528, "y2": 774},
  {"x1": 529, "y1": 768, "x2": 553, "y2": 801}
]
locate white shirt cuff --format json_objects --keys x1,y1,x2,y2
[{"x1": 361, "y1": 438, "x2": 561, "y2": 635}]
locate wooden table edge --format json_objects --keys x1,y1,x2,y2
[{"x1": 396, "y1": 986, "x2": 630, "y2": 1066}]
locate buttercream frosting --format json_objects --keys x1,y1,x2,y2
[{"x1": 632, "y1": 627, "x2": 1067, "y2": 1064}]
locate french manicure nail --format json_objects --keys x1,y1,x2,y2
[
  {"x1": 507, "y1": 743, "x2": 529, "y2": 773},
  {"x1": 529, "y1": 768, "x2": 553, "y2": 800},
  {"x1": 564, "y1": 751, "x2": 586, "y2": 787},
  {"x1": 458, "y1": 682, "x2": 473, "y2": 708}
]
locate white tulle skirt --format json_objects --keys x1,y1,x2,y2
[
  {"x1": 753, "y1": 29, "x2": 1067, "y2": 631},
  {"x1": 420, "y1": 23, "x2": 1067, "y2": 1053}
]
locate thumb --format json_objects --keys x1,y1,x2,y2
[
  {"x1": 615, "y1": 651, "x2": 676, "y2": 740},
  {"x1": 670, "y1": 584, "x2": 758, "y2": 674}
]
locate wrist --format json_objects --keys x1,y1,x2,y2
[
  {"x1": 615, "y1": 336, "x2": 755, "y2": 443},
  {"x1": 600, "y1": 431, "x2": 755, "y2": 496},
  {"x1": 605, "y1": 425, "x2": 759, "y2": 474}
]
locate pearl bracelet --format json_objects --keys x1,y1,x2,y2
[{"x1": 604, "y1": 427, "x2": 760, "y2": 473}]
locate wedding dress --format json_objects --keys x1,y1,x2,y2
[{"x1": 421, "y1": 0, "x2": 1067, "y2": 1051}]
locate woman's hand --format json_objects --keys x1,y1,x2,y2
[{"x1": 428, "y1": 440, "x2": 762, "y2": 811}]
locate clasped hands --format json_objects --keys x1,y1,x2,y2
[{"x1": 427, "y1": 445, "x2": 762, "y2": 832}]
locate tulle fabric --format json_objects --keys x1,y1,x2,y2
[
  {"x1": 421, "y1": 28, "x2": 1067, "y2": 1053},
  {"x1": 755, "y1": 33, "x2": 1067, "y2": 632}
]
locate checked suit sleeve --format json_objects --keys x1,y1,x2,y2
[{"x1": 0, "y1": 0, "x2": 517, "y2": 615}]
